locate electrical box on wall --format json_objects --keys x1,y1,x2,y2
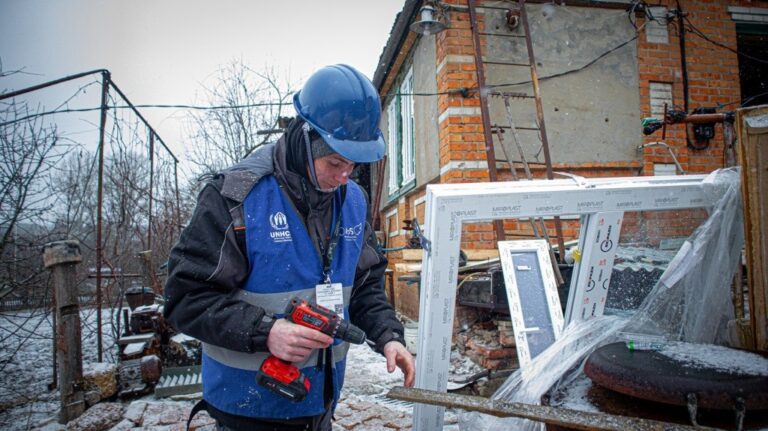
[{"x1": 692, "y1": 107, "x2": 717, "y2": 142}]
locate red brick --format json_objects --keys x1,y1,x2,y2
[{"x1": 466, "y1": 338, "x2": 516, "y2": 359}]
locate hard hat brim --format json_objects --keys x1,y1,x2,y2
[{"x1": 314, "y1": 129, "x2": 386, "y2": 163}]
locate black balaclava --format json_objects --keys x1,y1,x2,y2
[
  {"x1": 279, "y1": 118, "x2": 337, "y2": 253},
  {"x1": 285, "y1": 117, "x2": 340, "y2": 193},
  {"x1": 284, "y1": 117, "x2": 312, "y2": 181}
]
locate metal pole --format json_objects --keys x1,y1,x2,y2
[
  {"x1": 148, "y1": 131, "x2": 155, "y2": 251},
  {"x1": 391, "y1": 387, "x2": 718, "y2": 431},
  {"x1": 372, "y1": 155, "x2": 388, "y2": 231},
  {"x1": 95, "y1": 70, "x2": 110, "y2": 362},
  {"x1": 0, "y1": 69, "x2": 108, "y2": 101},
  {"x1": 468, "y1": 0, "x2": 505, "y2": 241},
  {"x1": 43, "y1": 240, "x2": 85, "y2": 424},
  {"x1": 174, "y1": 160, "x2": 181, "y2": 237},
  {"x1": 107, "y1": 80, "x2": 178, "y2": 164}
]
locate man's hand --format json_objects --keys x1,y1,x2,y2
[
  {"x1": 383, "y1": 341, "x2": 416, "y2": 387},
  {"x1": 267, "y1": 319, "x2": 333, "y2": 362}
]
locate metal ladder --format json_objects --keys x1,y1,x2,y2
[{"x1": 467, "y1": 0, "x2": 566, "y2": 265}]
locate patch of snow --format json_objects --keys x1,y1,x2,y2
[
  {"x1": 132, "y1": 304, "x2": 160, "y2": 314},
  {"x1": 83, "y1": 362, "x2": 116, "y2": 375},
  {"x1": 551, "y1": 374, "x2": 600, "y2": 413},
  {"x1": 659, "y1": 342, "x2": 768, "y2": 376},
  {"x1": 170, "y1": 333, "x2": 196, "y2": 343},
  {"x1": 122, "y1": 342, "x2": 146, "y2": 357}
]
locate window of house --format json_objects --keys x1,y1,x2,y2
[
  {"x1": 649, "y1": 82, "x2": 673, "y2": 119},
  {"x1": 646, "y1": 7, "x2": 670, "y2": 44},
  {"x1": 387, "y1": 102, "x2": 399, "y2": 194},
  {"x1": 387, "y1": 66, "x2": 415, "y2": 196},
  {"x1": 653, "y1": 163, "x2": 677, "y2": 176}
]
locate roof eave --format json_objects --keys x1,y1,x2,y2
[{"x1": 372, "y1": 0, "x2": 422, "y2": 91}]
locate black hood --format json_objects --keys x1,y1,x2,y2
[
  {"x1": 273, "y1": 121, "x2": 335, "y2": 224},
  {"x1": 284, "y1": 117, "x2": 317, "y2": 183}
]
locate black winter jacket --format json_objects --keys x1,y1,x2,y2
[{"x1": 163, "y1": 138, "x2": 405, "y2": 356}]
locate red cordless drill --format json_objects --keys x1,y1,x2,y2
[{"x1": 256, "y1": 297, "x2": 367, "y2": 401}]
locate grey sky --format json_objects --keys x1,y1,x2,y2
[{"x1": 0, "y1": 0, "x2": 404, "y2": 158}]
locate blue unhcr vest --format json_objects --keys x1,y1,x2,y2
[{"x1": 201, "y1": 175, "x2": 367, "y2": 419}]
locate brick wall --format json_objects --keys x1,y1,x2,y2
[
  {"x1": 380, "y1": 0, "x2": 744, "y2": 322},
  {"x1": 638, "y1": 0, "x2": 741, "y2": 175},
  {"x1": 427, "y1": 0, "x2": 740, "y2": 251}
]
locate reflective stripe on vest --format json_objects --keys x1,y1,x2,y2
[{"x1": 202, "y1": 176, "x2": 367, "y2": 419}]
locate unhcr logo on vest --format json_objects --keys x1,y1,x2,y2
[
  {"x1": 339, "y1": 222, "x2": 364, "y2": 241},
  {"x1": 269, "y1": 212, "x2": 292, "y2": 243}
]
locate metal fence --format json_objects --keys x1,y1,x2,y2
[{"x1": 0, "y1": 69, "x2": 181, "y2": 360}]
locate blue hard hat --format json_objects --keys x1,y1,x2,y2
[{"x1": 293, "y1": 64, "x2": 386, "y2": 163}]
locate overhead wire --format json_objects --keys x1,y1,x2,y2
[
  {"x1": 716, "y1": 90, "x2": 768, "y2": 108},
  {"x1": 683, "y1": 15, "x2": 768, "y2": 65},
  {"x1": 388, "y1": 32, "x2": 640, "y2": 98},
  {"x1": 0, "y1": 102, "x2": 293, "y2": 127}
]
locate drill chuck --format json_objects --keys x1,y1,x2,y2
[{"x1": 336, "y1": 322, "x2": 366, "y2": 345}]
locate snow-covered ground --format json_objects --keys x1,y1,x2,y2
[
  {"x1": 1, "y1": 308, "x2": 110, "y2": 430},
  {"x1": 0, "y1": 308, "x2": 471, "y2": 430}
]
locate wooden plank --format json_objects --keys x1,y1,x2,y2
[
  {"x1": 401, "y1": 248, "x2": 500, "y2": 262},
  {"x1": 395, "y1": 263, "x2": 423, "y2": 273},
  {"x1": 464, "y1": 249, "x2": 499, "y2": 261},
  {"x1": 737, "y1": 106, "x2": 768, "y2": 352},
  {"x1": 388, "y1": 387, "x2": 722, "y2": 431},
  {"x1": 402, "y1": 248, "x2": 423, "y2": 261}
]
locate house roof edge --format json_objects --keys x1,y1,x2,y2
[{"x1": 373, "y1": 0, "x2": 422, "y2": 91}]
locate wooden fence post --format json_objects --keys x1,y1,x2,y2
[
  {"x1": 43, "y1": 240, "x2": 85, "y2": 424},
  {"x1": 736, "y1": 106, "x2": 768, "y2": 352}
]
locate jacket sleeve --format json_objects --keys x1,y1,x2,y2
[
  {"x1": 163, "y1": 179, "x2": 275, "y2": 353},
  {"x1": 347, "y1": 193, "x2": 406, "y2": 354}
]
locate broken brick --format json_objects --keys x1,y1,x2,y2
[
  {"x1": 499, "y1": 330, "x2": 516, "y2": 347},
  {"x1": 466, "y1": 349, "x2": 517, "y2": 370},
  {"x1": 466, "y1": 338, "x2": 515, "y2": 359},
  {"x1": 123, "y1": 400, "x2": 147, "y2": 425}
]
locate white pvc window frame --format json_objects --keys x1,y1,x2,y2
[
  {"x1": 498, "y1": 239, "x2": 563, "y2": 370},
  {"x1": 400, "y1": 67, "x2": 415, "y2": 186},
  {"x1": 412, "y1": 174, "x2": 728, "y2": 431}
]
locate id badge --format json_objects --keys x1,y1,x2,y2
[{"x1": 315, "y1": 282, "x2": 344, "y2": 316}]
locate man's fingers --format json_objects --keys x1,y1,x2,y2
[
  {"x1": 298, "y1": 326, "x2": 334, "y2": 346},
  {"x1": 284, "y1": 345, "x2": 313, "y2": 362},
  {"x1": 386, "y1": 350, "x2": 396, "y2": 373},
  {"x1": 267, "y1": 320, "x2": 332, "y2": 362},
  {"x1": 402, "y1": 358, "x2": 416, "y2": 387},
  {"x1": 382, "y1": 341, "x2": 417, "y2": 387}
]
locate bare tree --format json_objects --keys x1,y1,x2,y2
[
  {"x1": 50, "y1": 149, "x2": 98, "y2": 242},
  {"x1": 0, "y1": 96, "x2": 61, "y2": 302},
  {"x1": 185, "y1": 60, "x2": 295, "y2": 178}
]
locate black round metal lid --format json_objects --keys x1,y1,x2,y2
[{"x1": 584, "y1": 341, "x2": 768, "y2": 410}]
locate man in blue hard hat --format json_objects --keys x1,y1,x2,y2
[{"x1": 164, "y1": 64, "x2": 415, "y2": 431}]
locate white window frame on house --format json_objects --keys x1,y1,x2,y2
[
  {"x1": 400, "y1": 68, "x2": 415, "y2": 186},
  {"x1": 387, "y1": 101, "x2": 399, "y2": 195},
  {"x1": 386, "y1": 65, "x2": 416, "y2": 198}
]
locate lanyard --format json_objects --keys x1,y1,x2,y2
[{"x1": 318, "y1": 186, "x2": 346, "y2": 283}]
